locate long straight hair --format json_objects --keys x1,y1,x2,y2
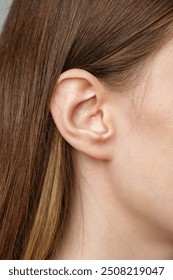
[{"x1": 0, "y1": 0, "x2": 173, "y2": 259}]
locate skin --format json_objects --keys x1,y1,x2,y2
[{"x1": 50, "y1": 38, "x2": 173, "y2": 259}]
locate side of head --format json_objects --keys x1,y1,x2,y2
[{"x1": 1, "y1": 0, "x2": 173, "y2": 259}]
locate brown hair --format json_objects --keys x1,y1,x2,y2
[{"x1": 0, "y1": 0, "x2": 173, "y2": 260}]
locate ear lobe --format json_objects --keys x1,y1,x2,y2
[{"x1": 50, "y1": 69, "x2": 114, "y2": 160}]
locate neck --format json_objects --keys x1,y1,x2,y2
[{"x1": 56, "y1": 155, "x2": 173, "y2": 260}]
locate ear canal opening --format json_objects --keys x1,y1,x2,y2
[{"x1": 90, "y1": 110, "x2": 108, "y2": 134}]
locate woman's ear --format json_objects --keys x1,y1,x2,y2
[{"x1": 50, "y1": 69, "x2": 114, "y2": 160}]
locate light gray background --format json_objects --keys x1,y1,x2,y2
[{"x1": 0, "y1": 0, "x2": 13, "y2": 32}]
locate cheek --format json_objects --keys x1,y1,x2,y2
[
  {"x1": 113, "y1": 99, "x2": 173, "y2": 234},
  {"x1": 134, "y1": 90, "x2": 173, "y2": 175},
  {"x1": 127, "y1": 81, "x2": 173, "y2": 183}
]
